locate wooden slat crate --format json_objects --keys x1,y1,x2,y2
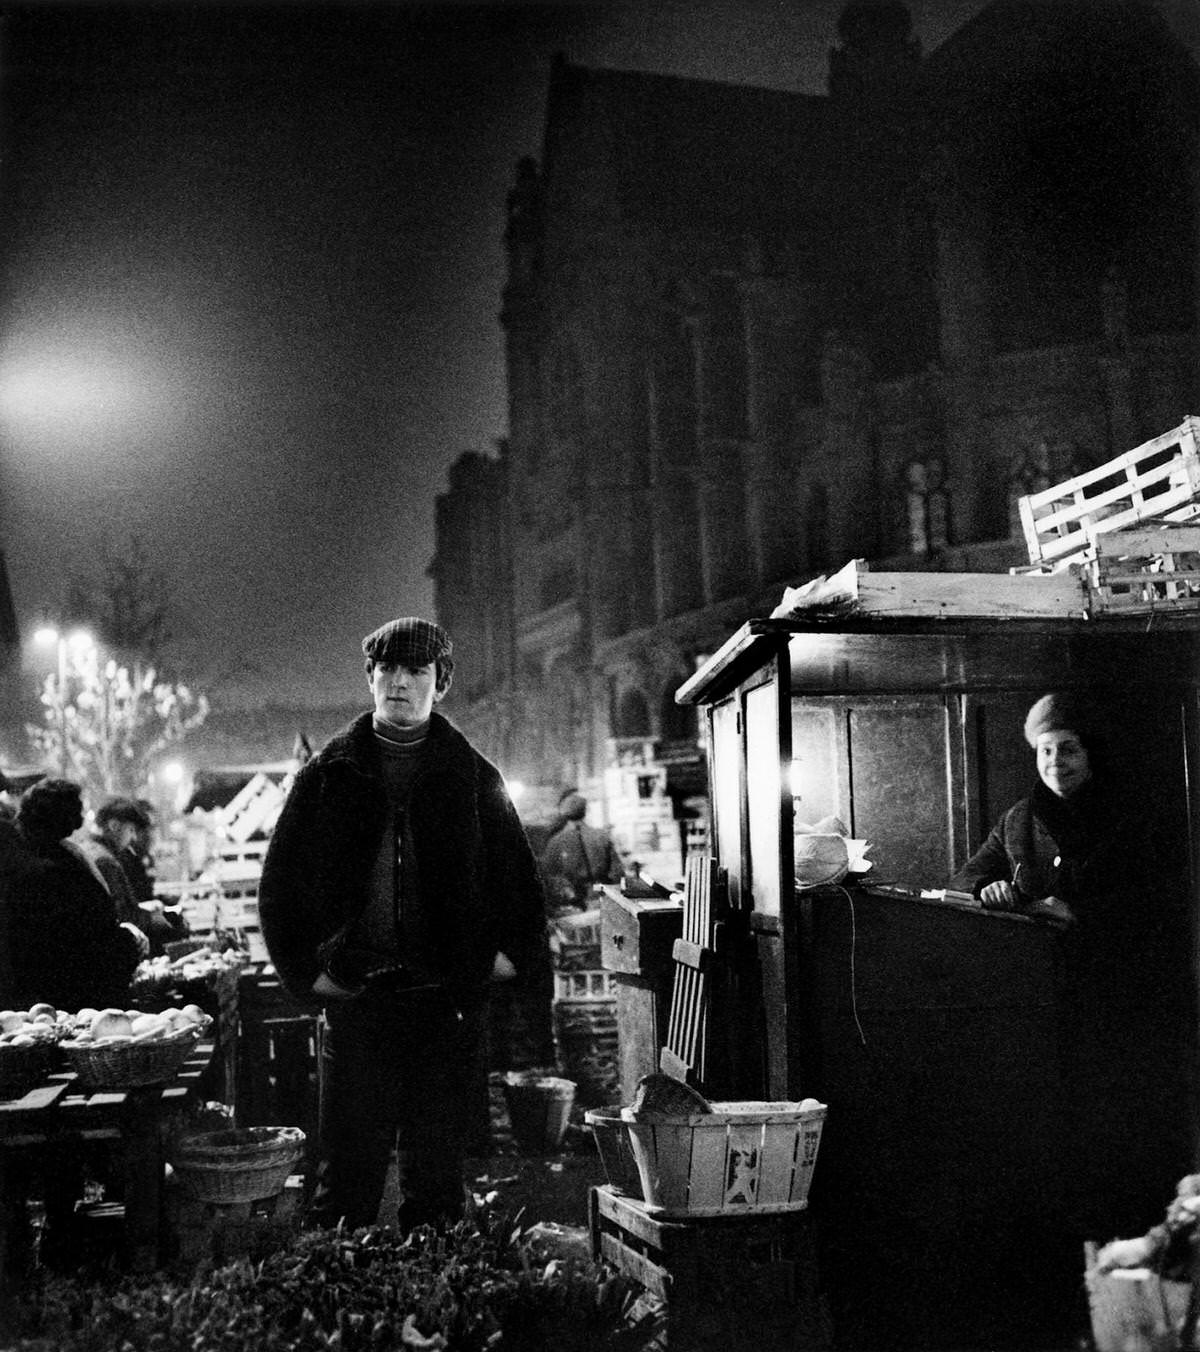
[
  {"x1": 589, "y1": 1185, "x2": 831, "y2": 1351},
  {"x1": 1087, "y1": 524, "x2": 1200, "y2": 614},
  {"x1": 554, "y1": 969, "x2": 618, "y2": 1002},
  {"x1": 1019, "y1": 417, "x2": 1200, "y2": 568},
  {"x1": 553, "y1": 1000, "x2": 619, "y2": 1107},
  {"x1": 236, "y1": 966, "x2": 318, "y2": 1149}
]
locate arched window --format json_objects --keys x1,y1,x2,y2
[
  {"x1": 704, "y1": 276, "x2": 748, "y2": 439},
  {"x1": 651, "y1": 316, "x2": 698, "y2": 469},
  {"x1": 905, "y1": 460, "x2": 949, "y2": 555},
  {"x1": 613, "y1": 688, "x2": 652, "y2": 739},
  {"x1": 805, "y1": 483, "x2": 830, "y2": 574},
  {"x1": 1008, "y1": 442, "x2": 1052, "y2": 539},
  {"x1": 659, "y1": 678, "x2": 695, "y2": 742}
]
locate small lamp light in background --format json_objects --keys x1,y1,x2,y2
[
  {"x1": 159, "y1": 759, "x2": 189, "y2": 813},
  {"x1": 505, "y1": 777, "x2": 525, "y2": 806},
  {"x1": 160, "y1": 760, "x2": 185, "y2": 787},
  {"x1": 32, "y1": 625, "x2": 94, "y2": 776}
]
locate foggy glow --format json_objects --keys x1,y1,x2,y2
[
  {"x1": 0, "y1": 350, "x2": 148, "y2": 436},
  {"x1": 505, "y1": 778, "x2": 525, "y2": 804}
]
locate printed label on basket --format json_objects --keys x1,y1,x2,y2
[{"x1": 724, "y1": 1127, "x2": 762, "y2": 1207}]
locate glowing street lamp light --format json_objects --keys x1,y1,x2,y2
[{"x1": 33, "y1": 625, "x2": 93, "y2": 777}]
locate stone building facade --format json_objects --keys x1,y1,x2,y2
[{"x1": 429, "y1": 0, "x2": 1200, "y2": 872}]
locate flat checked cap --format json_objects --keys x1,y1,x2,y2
[{"x1": 362, "y1": 617, "x2": 454, "y2": 673}]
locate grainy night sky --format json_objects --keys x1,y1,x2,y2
[{"x1": 0, "y1": 0, "x2": 1192, "y2": 710}]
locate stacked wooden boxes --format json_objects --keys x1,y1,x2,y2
[
  {"x1": 590, "y1": 1186, "x2": 831, "y2": 1351},
  {"x1": 1018, "y1": 417, "x2": 1200, "y2": 572},
  {"x1": 598, "y1": 886, "x2": 682, "y2": 1103},
  {"x1": 1010, "y1": 416, "x2": 1200, "y2": 616},
  {"x1": 235, "y1": 963, "x2": 318, "y2": 1152},
  {"x1": 551, "y1": 910, "x2": 620, "y2": 1106},
  {"x1": 1085, "y1": 525, "x2": 1200, "y2": 614}
]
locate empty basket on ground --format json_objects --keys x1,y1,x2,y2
[
  {"x1": 621, "y1": 1099, "x2": 827, "y2": 1217},
  {"x1": 502, "y1": 1072, "x2": 576, "y2": 1154},
  {"x1": 62, "y1": 1021, "x2": 209, "y2": 1090},
  {"x1": 173, "y1": 1125, "x2": 306, "y2": 1203}
]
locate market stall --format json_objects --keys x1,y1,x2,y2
[
  {"x1": 675, "y1": 605, "x2": 1200, "y2": 1350},
  {"x1": 0, "y1": 1033, "x2": 214, "y2": 1281}
]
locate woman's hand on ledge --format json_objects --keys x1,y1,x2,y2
[{"x1": 980, "y1": 880, "x2": 1018, "y2": 910}]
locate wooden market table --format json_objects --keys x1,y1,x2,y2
[{"x1": 0, "y1": 1039, "x2": 214, "y2": 1281}]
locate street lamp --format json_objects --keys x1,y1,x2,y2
[{"x1": 33, "y1": 625, "x2": 93, "y2": 777}]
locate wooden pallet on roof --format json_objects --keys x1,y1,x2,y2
[
  {"x1": 1086, "y1": 523, "x2": 1200, "y2": 614},
  {"x1": 1018, "y1": 417, "x2": 1200, "y2": 570}
]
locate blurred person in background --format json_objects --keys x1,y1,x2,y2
[
  {"x1": 81, "y1": 798, "x2": 183, "y2": 956},
  {"x1": 539, "y1": 789, "x2": 625, "y2": 911}
]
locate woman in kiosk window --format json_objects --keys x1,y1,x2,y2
[{"x1": 951, "y1": 693, "x2": 1197, "y2": 1246}]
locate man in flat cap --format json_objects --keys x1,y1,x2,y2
[{"x1": 260, "y1": 616, "x2": 548, "y2": 1232}]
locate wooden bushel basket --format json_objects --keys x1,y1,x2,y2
[{"x1": 621, "y1": 1100, "x2": 827, "y2": 1218}]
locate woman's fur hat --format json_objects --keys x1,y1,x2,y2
[{"x1": 1023, "y1": 693, "x2": 1105, "y2": 750}]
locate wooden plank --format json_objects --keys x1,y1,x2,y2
[
  {"x1": 777, "y1": 560, "x2": 1086, "y2": 618},
  {"x1": 598, "y1": 1232, "x2": 672, "y2": 1299},
  {"x1": 1091, "y1": 524, "x2": 1200, "y2": 557},
  {"x1": 671, "y1": 938, "x2": 712, "y2": 972}
]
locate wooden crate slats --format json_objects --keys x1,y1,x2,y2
[
  {"x1": 661, "y1": 856, "x2": 724, "y2": 1090},
  {"x1": 1019, "y1": 417, "x2": 1200, "y2": 567},
  {"x1": 1084, "y1": 522, "x2": 1200, "y2": 613}
]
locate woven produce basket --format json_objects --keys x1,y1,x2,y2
[
  {"x1": 62, "y1": 1021, "x2": 207, "y2": 1091},
  {"x1": 173, "y1": 1126, "x2": 306, "y2": 1203},
  {"x1": 0, "y1": 1042, "x2": 54, "y2": 1099}
]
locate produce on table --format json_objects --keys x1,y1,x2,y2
[
  {"x1": 0, "y1": 1006, "x2": 77, "y2": 1046},
  {"x1": 128, "y1": 945, "x2": 246, "y2": 1005},
  {"x1": 59, "y1": 1002, "x2": 210, "y2": 1049}
]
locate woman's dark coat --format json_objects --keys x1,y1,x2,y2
[
  {"x1": 952, "y1": 777, "x2": 1196, "y2": 1236},
  {"x1": 258, "y1": 711, "x2": 548, "y2": 1011},
  {"x1": 0, "y1": 820, "x2": 141, "y2": 1011}
]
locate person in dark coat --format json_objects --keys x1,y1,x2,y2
[
  {"x1": 259, "y1": 617, "x2": 549, "y2": 1233},
  {"x1": 539, "y1": 789, "x2": 625, "y2": 911},
  {"x1": 951, "y1": 693, "x2": 1197, "y2": 1243},
  {"x1": 81, "y1": 797, "x2": 183, "y2": 956},
  {"x1": 0, "y1": 779, "x2": 147, "y2": 1012}
]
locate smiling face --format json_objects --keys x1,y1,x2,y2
[
  {"x1": 1036, "y1": 729, "x2": 1092, "y2": 799},
  {"x1": 368, "y1": 659, "x2": 443, "y2": 730}
]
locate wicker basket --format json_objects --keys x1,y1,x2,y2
[
  {"x1": 62, "y1": 1021, "x2": 208, "y2": 1091},
  {"x1": 0, "y1": 1042, "x2": 54, "y2": 1099},
  {"x1": 172, "y1": 1125, "x2": 306, "y2": 1203}
]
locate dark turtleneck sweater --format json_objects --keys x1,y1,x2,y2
[{"x1": 343, "y1": 715, "x2": 437, "y2": 982}]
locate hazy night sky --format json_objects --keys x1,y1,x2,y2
[{"x1": 0, "y1": 0, "x2": 1192, "y2": 711}]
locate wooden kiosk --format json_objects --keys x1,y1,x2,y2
[{"x1": 675, "y1": 607, "x2": 1200, "y2": 1350}]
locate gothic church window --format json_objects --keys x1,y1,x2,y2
[
  {"x1": 613, "y1": 687, "x2": 652, "y2": 739},
  {"x1": 905, "y1": 460, "x2": 949, "y2": 555},
  {"x1": 805, "y1": 483, "x2": 830, "y2": 574},
  {"x1": 704, "y1": 276, "x2": 748, "y2": 439},
  {"x1": 650, "y1": 313, "x2": 698, "y2": 468}
]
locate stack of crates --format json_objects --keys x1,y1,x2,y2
[
  {"x1": 551, "y1": 909, "x2": 620, "y2": 1106},
  {"x1": 235, "y1": 963, "x2": 318, "y2": 1173}
]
